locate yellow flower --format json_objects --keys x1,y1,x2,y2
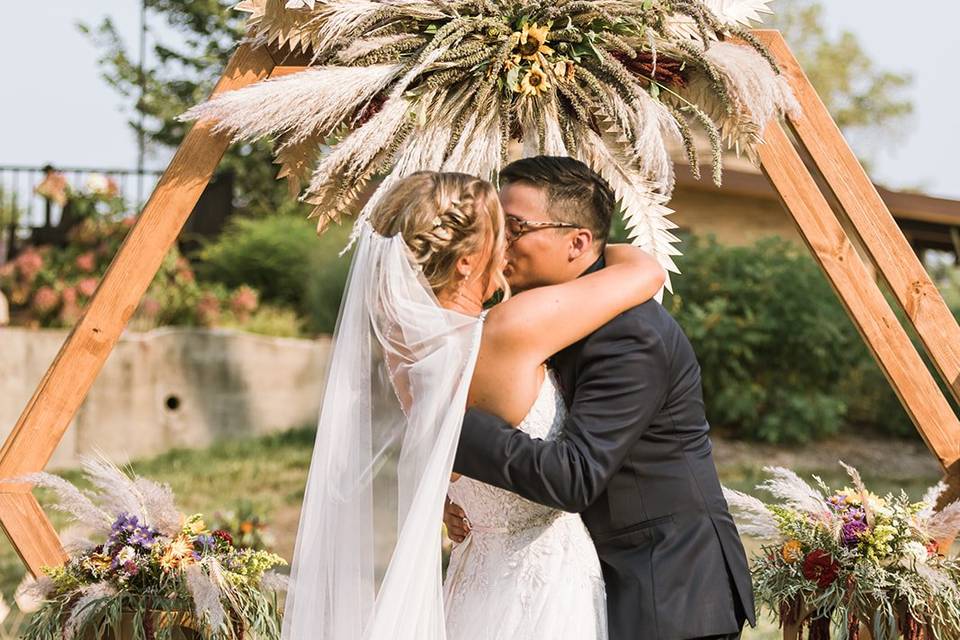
[
  {"x1": 514, "y1": 23, "x2": 554, "y2": 61},
  {"x1": 187, "y1": 517, "x2": 207, "y2": 535},
  {"x1": 782, "y1": 540, "x2": 803, "y2": 563},
  {"x1": 516, "y1": 63, "x2": 551, "y2": 96},
  {"x1": 170, "y1": 536, "x2": 192, "y2": 557}
]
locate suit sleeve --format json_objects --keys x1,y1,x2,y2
[{"x1": 452, "y1": 315, "x2": 670, "y2": 512}]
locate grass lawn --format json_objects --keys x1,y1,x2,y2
[{"x1": 0, "y1": 426, "x2": 943, "y2": 639}]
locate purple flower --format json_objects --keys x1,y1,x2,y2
[
  {"x1": 842, "y1": 519, "x2": 868, "y2": 547},
  {"x1": 124, "y1": 560, "x2": 139, "y2": 576},
  {"x1": 108, "y1": 513, "x2": 160, "y2": 551},
  {"x1": 195, "y1": 534, "x2": 215, "y2": 551}
]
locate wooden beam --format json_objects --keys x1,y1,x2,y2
[
  {"x1": 0, "y1": 492, "x2": 67, "y2": 576},
  {"x1": 0, "y1": 43, "x2": 277, "y2": 574},
  {"x1": 756, "y1": 30, "x2": 960, "y2": 404},
  {"x1": 759, "y1": 123, "x2": 960, "y2": 471}
]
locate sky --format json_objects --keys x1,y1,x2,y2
[{"x1": 1, "y1": 1, "x2": 958, "y2": 199}]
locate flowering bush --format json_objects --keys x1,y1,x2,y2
[
  {"x1": 11, "y1": 457, "x2": 287, "y2": 640},
  {"x1": 0, "y1": 205, "x2": 303, "y2": 335},
  {"x1": 726, "y1": 464, "x2": 960, "y2": 639}
]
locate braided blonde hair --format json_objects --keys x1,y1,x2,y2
[{"x1": 370, "y1": 172, "x2": 508, "y2": 300}]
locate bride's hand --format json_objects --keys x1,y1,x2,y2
[{"x1": 444, "y1": 497, "x2": 470, "y2": 543}]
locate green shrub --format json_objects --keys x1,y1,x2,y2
[
  {"x1": 195, "y1": 207, "x2": 319, "y2": 310},
  {"x1": 219, "y1": 304, "x2": 305, "y2": 338},
  {"x1": 665, "y1": 236, "x2": 874, "y2": 443},
  {"x1": 302, "y1": 224, "x2": 354, "y2": 334},
  {"x1": 195, "y1": 209, "x2": 355, "y2": 334}
]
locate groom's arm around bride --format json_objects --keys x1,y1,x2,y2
[{"x1": 452, "y1": 291, "x2": 756, "y2": 640}]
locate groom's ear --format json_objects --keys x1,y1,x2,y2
[{"x1": 567, "y1": 228, "x2": 595, "y2": 261}]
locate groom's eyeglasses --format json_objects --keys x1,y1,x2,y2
[{"x1": 505, "y1": 215, "x2": 581, "y2": 242}]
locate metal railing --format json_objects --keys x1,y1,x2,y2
[{"x1": 0, "y1": 164, "x2": 164, "y2": 262}]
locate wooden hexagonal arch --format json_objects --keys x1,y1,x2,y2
[{"x1": 3, "y1": 31, "x2": 960, "y2": 578}]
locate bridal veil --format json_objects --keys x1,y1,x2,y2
[{"x1": 280, "y1": 222, "x2": 483, "y2": 639}]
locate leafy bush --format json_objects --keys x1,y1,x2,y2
[
  {"x1": 664, "y1": 236, "x2": 856, "y2": 442},
  {"x1": 662, "y1": 235, "x2": 929, "y2": 443},
  {"x1": 302, "y1": 223, "x2": 354, "y2": 334},
  {"x1": 218, "y1": 305, "x2": 305, "y2": 338},
  {"x1": 195, "y1": 210, "x2": 355, "y2": 334},
  {"x1": 194, "y1": 205, "x2": 319, "y2": 310}
]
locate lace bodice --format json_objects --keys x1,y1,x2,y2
[
  {"x1": 443, "y1": 368, "x2": 607, "y2": 639},
  {"x1": 447, "y1": 369, "x2": 567, "y2": 532}
]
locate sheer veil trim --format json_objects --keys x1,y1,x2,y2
[{"x1": 281, "y1": 221, "x2": 483, "y2": 640}]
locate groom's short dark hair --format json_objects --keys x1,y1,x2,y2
[{"x1": 499, "y1": 156, "x2": 614, "y2": 249}]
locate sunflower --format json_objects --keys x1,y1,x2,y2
[
  {"x1": 515, "y1": 63, "x2": 551, "y2": 96},
  {"x1": 514, "y1": 22, "x2": 553, "y2": 61}
]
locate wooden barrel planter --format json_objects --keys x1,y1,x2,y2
[{"x1": 79, "y1": 610, "x2": 202, "y2": 640}]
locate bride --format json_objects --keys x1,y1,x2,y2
[{"x1": 281, "y1": 171, "x2": 664, "y2": 639}]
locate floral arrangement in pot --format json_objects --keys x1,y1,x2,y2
[
  {"x1": 725, "y1": 463, "x2": 960, "y2": 640},
  {"x1": 8, "y1": 456, "x2": 287, "y2": 640}
]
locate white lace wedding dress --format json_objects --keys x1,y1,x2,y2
[{"x1": 442, "y1": 369, "x2": 607, "y2": 640}]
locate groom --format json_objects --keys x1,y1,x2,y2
[{"x1": 446, "y1": 156, "x2": 755, "y2": 640}]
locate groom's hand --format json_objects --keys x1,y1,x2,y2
[{"x1": 444, "y1": 497, "x2": 470, "y2": 543}]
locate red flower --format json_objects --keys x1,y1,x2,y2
[
  {"x1": 802, "y1": 549, "x2": 840, "y2": 589},
  {"x1": 230, "y1": 285, "x2": 259, "y2": 318},
  {"x1": 77, "y1": 277, "x2": 99, "y2": 298},
  {"x1": 15, "y1": 248, "x2": 44, "y2": 281},
  {"x1": 212, "y1": 529, "x2": 234, "y2": 546},
  {"x1": 75, "y1": 252, "x2": 97, "y2": 273},
  {"x1": 140, "y1": 297, "x2": 162, "y2": 320},
  {"x1": 196, "y1": 292, "x2": 221, "y2": 326},
  {"x1": 31, "y1": 286, "x2": 59, "y2": 314}
]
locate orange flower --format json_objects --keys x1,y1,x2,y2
[
  {"x1": 782, "y1": 540, "x2": 803, "y2": 564},
  {"x1": 159, "y1": 535, "x2": 194, "y2": 572}
]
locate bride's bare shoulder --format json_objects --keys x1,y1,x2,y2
[{"x1": 481, "y1": 290, "x2": 541, "y2": 346}]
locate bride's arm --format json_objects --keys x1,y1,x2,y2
[{"x1": 483, "y1": 244, "x2": 664, "y2": 364}]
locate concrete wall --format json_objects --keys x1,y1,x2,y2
[{"x1": 1, "y1": 327, "x2": 332, "y2": 469}]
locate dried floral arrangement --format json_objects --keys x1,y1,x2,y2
[
  {"x1": 9, "y1": 457, "x2": 287, "y2": 640},
  {"x1": 724, "y1": 464, "x2": 960, "y2": 640},
  {"x1": 183, "y1": 0, "x2": 797, "y2": 293}
]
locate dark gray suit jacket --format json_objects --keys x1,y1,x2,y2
[{"x1": 453, "y1": 264, "x2": 755, "y2": 640}]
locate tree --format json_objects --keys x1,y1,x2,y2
[
  {"x1": 771, "y1": 0, "x2": 913, "y2": 154},
  {"x1": 79, "y1": 1, "x2": 291, "y2": 216}
]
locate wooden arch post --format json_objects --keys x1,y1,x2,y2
[{"x1": 1, "y1": 32, "x2": 959, "y2": 594}]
